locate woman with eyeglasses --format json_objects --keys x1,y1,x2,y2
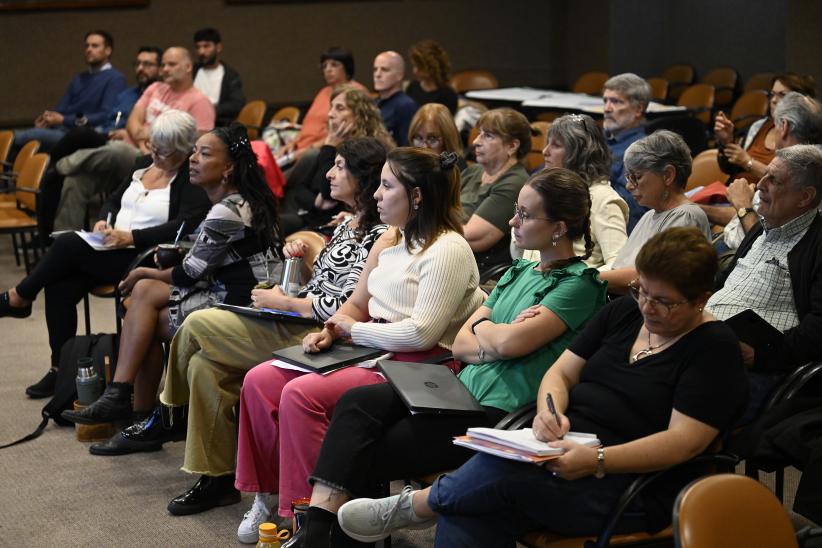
[
  {"x1": 280, "y1": 167, "x2": 607, "y2": 547},
  {"x1": 0, "y1": 110, "x2": 211, "y2": 400},
  {"x1": 461, "y1": 108, "x2": 531, "y2": 270},
  {"x1": 714, "y1": 73, "x2": 816, "y2": 185},
  {"x1": 599, "y1": 130, "x2": 711, "y2": 294},
  {"x1": 336, "y1": 227, "x2": 748, "y2": 547},
  {"x1": 61, "y1": 123, "x2": 283, "y2": 426}
]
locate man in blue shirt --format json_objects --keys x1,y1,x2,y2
[
  {"x1": 12, "y1": 30, "x2": 127, "y2": 155},
  {"x1": 35, "y1": 46, "x2": 162, "y2": 243},
  {"x1": 603, "y1": 73, "x2": 652, "y2": 233},
  {"x1": 373, "y1": 51, "x2": 418, "y2": 146}
]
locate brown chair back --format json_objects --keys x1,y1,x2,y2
[
  {"x1": 0, "y1": 130, "x2": 13, "y2": 165},
  {"x1": 678, "y1": 84, "x2": 715, "y2": 125},
  {"x1": 663, "y1": 64, "x2": 696, "y2": 102},
  {"x1": 236, "y1": 100, "x2": 267, "y2": 139},
  {"x1": 701, "y1": 67, "x2": 739, "y2": 109},
  {"x1": 673, "y1": 474, "x2": 798, "y2": 548},
  {"x1": 687, "y1": 149, "x2": 726, "y2": 191},
  {"x1": 12, "y1": 140, "x2": 40, "y2": 174},
  {"x1": 270, "y1": 106, "x2": 300, "y2": 125},
  {"x1": 729, "y1": 90, "x2": 769, "y2": 135},
  {"x1": 524, "y1": 121, "x2": 550, "y2": 172},
  {"x1": 647, "y1": 77, "x2": 669, "y2": 102},
  {"x1": 744, "y1": 72, "x2": 776, "y2": 93},
  {"x1": 572, "y1": 71, "x2": 609, "y2": 95},
  {"x1": 450, "y1": 70, "x2": 498, "y2": 94},
  {"x1": 15, "y1": 153, "x2": 49, "y2": 212}
]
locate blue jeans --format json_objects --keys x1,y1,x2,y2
[
  {"x1": 428, "y1": 453, "x2": 647, "y2": 548},
  {"x1": 13, "y1": 126, "x2": 69, "y2": 153}
]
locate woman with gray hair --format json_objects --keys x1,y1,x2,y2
[
  {"x1": 514, "y1": 113, "x2": 628, "y2": 270},
  {"x1": 0, "y1": 110, "x2": 211, "y2": 400},
  {"x1": 599, "y1": 130, "x2": 711, "y2": 293}
]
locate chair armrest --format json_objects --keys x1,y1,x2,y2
[
  {"x1": 765, "y1": 360, "x2": 822, "y2": 410},
  {"x1": 589, "y1": 453, "x2": 739, "y2": 547},
  {"x1": 494, "y1": 401, "x2": 537, "y2": 430},
  {"x1": 798, "y1": 526, "x2": 822, "y2": 547},
  {"x1": 479, "y1": 261, "x2": 511, "y2": 285}
]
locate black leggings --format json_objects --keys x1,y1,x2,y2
[
  {"x1": 16, "y1": 232, "x2": 137, "y2": 368},
  {"x1": 310, "y1": 382, "x2": 507, "y2": 498}
]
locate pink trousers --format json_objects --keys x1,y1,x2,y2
[{"x1": 234, "y1": 347, "x2": 451, "y2": 518}]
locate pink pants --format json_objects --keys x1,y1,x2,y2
[{"x1": 234, "y1": 347, "x2": 451, "y2": 518}]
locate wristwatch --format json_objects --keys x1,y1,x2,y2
[
  {"x1": 737, "y1": 207, "x2": 754, "y2": 220},
  {"x1": 594, "y1": 447, "x2": 606, "y2": 479}
]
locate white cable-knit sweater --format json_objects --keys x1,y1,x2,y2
[{"x1": 350, "y1": 231, "x2": 485, "y2": 352}]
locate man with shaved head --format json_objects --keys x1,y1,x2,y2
[
  {"x1": 373, "y1": 50, "x2": 418, "y2": 145},
  {"x1": 49, "y1": 47, "x2": 215, "y2": 232}
]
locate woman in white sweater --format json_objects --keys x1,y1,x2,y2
[
  {"x1": 513, "y1": 113, "x2": 628, "y2": 270},
  {"x1": 233, "y1": 148, "x2": 485, "y2": 543}
]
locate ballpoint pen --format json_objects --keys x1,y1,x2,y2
[{"x1": 545, "y1": 393, "x2": 560, "y2": 428}]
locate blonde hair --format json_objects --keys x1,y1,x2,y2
[{"x1": 331, "y1": 85, "x2": 396, "y2": 149}]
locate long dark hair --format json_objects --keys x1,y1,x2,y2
[
  {"x1": 211, "y1": 123, "x2": 283, "y2": 250},
  {"x1": 386, "y1": 147, "x2": 463, "y2": 253},
  {"x1": 336, "y1": 137, "x2": 386, "y2": 240},
  {"x1": 528, "y1": 167, "x2": 593, "y2": 269}
]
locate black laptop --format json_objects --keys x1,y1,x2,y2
[
  {"x1": 271, "y1": 342, "x2": 386, "y2": 374},
  {"x1": 379, "y1": 360, "x2": 485, "y2": 416},
  {"x1": 724, "y1": 309, "x2": 784, "y2": 350},
  {"x1": 216, "y1": 303, "x2": 320, "y2": 325}
]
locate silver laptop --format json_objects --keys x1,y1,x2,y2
[{"x1": 378, "y1": 360, "x2": 485, "y2": 416}]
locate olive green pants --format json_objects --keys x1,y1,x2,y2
[{"x1": 159, "y1": 308, "x2": 314, "y2": 476}]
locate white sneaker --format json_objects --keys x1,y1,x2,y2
[
  {"x1": 337, "y1": 486, "x2": 435, "y2": 543},
  {"x1": 237, "y1": 493, "x2": 273, "y2": 544}
]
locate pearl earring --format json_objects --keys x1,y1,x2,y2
[{"x1": 413, "y1": 203, "x2": 419, "y2": 210}]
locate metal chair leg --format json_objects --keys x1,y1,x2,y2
[
  {"x1": 83, "y1": 293, "x2": 92, "y2": 336},
  {"x1": 10, "y1": 233, "x2": 21, "y2": 266}
]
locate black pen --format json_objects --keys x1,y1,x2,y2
[{"x1": 545, "y1": 393, "x2": 560, "y2": 428}]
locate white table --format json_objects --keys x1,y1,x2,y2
[{"x1": 466, "y1": 87, "x2": 686, "y2": 114}]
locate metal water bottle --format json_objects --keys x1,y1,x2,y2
[
  {"x1": 75, "y1": 357, "x2": 102, "y2": 405},
  {"x1": 280, "y1": 257, "x2": 303, "y2": 297}
]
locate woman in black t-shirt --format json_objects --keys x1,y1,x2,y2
[{"x1": 334, "y1": 227, "x2": 749, "y2": 546}]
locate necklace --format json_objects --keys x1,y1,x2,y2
[{"x1": 631, "y1": 330, "x2": 675, "y2": 363}]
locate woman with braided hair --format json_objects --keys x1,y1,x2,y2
[
  {"x1": 276, "y1": 166, "x2": 608, "y2": 548},
  {"x1": 231, "y1": 147, "x2": 491, "y2": 544},
  {"x1": 63, "y1": 123, "x2": 283, "y2": 425}
]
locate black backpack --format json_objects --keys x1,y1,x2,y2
[{"x1": 0, "y1": 333, "x2": 118, "y2": 449}]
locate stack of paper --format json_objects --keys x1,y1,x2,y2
[{"x1": 453, "y1": 427, "x2": 599, "y2": 464}]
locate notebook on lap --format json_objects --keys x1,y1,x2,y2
[
  {"x1": 378, "y1": 360, "x2": 485, "y2": 416},
  {"x1": 216, "y1": 303, "x2": 320, "y2": 325},
  {"x1": 271, "y1": 343, "x2": 385, "y2": 374}
]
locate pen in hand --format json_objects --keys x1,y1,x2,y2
[
  {"x1": 105, "y1": 212, "x2": 113, "y2": 230},
  {"x1": 546, "y1": 392, "x2": 561, "y2": 431}
]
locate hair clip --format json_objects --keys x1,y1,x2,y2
[
  {"x1": 567, "y1": 114, "x2": 586, "y2": 122},
  {"x1": 440, "y1": 151, "x2": 459, "y2": 169},
  {"x1": 228, "y1": 135, "x2": 252, "y2": 159}
]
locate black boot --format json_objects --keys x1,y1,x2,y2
[
  {"x1": 25, "y1": 367, "x2": 58, "y2": 399},
  {"x1": 282, "y1": 507, "x2": 336, "y2": 548},
  {"x1": 88, "y1": 405, "x2": 187, "y2": 456},
  {"x1": 167, "y1": 474, "x2": 241, "y2": 516},
  {"x1": 61, "y1": 382, "x2": 133, "y2": 425}
]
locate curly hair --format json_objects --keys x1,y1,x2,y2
[
  {"x1": 210, "y1": 123, "x2": 283, "y2": 251},
  {"x1": 330, "y1": 85, "x2": 396, "y2": 149},
  {"x1": 335, "y1": 137, "x2": 387, "y2": 240},
  {"x1": 408, "y1": 40, "x2": 452, "y2": 90}
]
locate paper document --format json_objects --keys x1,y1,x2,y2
[{"x1": 454, "y1": 427, "x2": 600, "y2": 463}]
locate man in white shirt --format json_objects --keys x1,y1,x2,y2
[{"x1": 193, "y1": 27, "x2": 246, "y2": 126}]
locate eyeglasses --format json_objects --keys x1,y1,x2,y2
[
  {"x1": 768, "y1": 90, "x2": 789, "y2": 101},
  {"x1": 628, "y1": 280, "x2": 689, "y2": 318},
  {"x1": 625, "y1": 170, "x2": 645, "y2": 187},
  {"x1": 513, "y1": 202, "x2": 554, "y2": 225},
  {"x1": 411, "y1": 134, "x2": 443, "y2": 148}
]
